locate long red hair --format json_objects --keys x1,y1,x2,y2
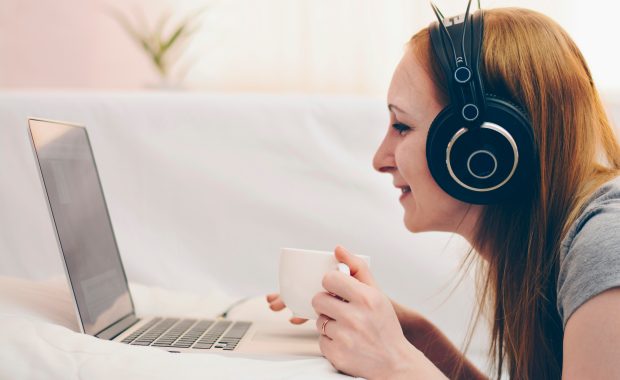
[{"x1": 410, "y1": 8, "x2": 620, "y2": 379}]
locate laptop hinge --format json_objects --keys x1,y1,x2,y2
[{"x1": 96, "y1": 314, "x2": 140, "y2": 340}]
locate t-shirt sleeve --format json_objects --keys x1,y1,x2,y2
[{"x1": 557, "y1": 196, "x2": 620, "y2": 328}]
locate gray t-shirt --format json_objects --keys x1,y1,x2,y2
[{"x1": 557, "y1": 176, "x2": 620, "y2": 328}]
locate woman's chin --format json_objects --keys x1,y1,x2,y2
[{"x1": 404, "y1": 215, "x2": 426, "y2": 233}]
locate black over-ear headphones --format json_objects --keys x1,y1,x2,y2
[{"x1": 426, "y1": 0, "x2": 536, "y2": 204}]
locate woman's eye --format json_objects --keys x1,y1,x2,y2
[{"x1": 391, "y1": 123, "x2": 411, "y2": 136}]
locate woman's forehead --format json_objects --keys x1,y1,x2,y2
[{"x1": 388, "y1": 50, "x2": 437, "y2": 117}]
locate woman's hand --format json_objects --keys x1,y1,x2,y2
[
  {"x1": 265, "y1": 244, "x2": 380, "y2": 325},
  {"x1": 265, "y1": 293, "x2": 308, "y2": 324},
  {"x1": 313, "y1": 246, "x2": 447, "y2": 379}
]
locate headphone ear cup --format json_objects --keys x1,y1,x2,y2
[
  {"x1": 426, "y1": 96, "x2": 536, "y2": 204},
  {"x1": 484, "y1": 93, "x2": 529, "y2": 121}
]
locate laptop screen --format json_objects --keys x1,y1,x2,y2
[{"x1": 29, "y1": 119, "x2": 134, "y2": 336}]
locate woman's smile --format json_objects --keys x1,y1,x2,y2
[{"x1": 399, "y1": 186, "x2": 412, "y2": 202}]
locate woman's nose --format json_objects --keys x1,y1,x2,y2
[{"x1": 373, "y1": 133, "x2": 396, "y2": 173}]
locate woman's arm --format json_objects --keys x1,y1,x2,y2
[
  {"x1": 392, "y1": 300, "x2": 488, "y2": 380},
  {"x1": 562, "y1": 287, "x2": 620, "y2": 379}
]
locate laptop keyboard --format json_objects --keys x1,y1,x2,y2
[{"x1": 121, "y1": 318, "x2": 251, "y2": 351}]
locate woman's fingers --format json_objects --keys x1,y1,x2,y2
[
  {"x1": 266, "y1": 294, "x2": 308, "y2": 324},
  {"x1": 267, "y1": 295, "x2": 286, "y2": 311},
  {"x1": 312, "y1": 290, "x2": 349, "y2": 320},
  {"x1": 269, "y1": 299, "x2": 286, "y2": 311},
  {"x1": 321, "y1": 270, "x2": 367, "y2": 304},
  {"x1": 289, "y1": 317, "x2": 308, "y2": 324},
  {"x1": 334, "y1": 245, "x2": 375, "y2": 286}
]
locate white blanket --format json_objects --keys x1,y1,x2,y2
[{"x1": 0, "y1": 276, "x2": 350, "y2": 379}]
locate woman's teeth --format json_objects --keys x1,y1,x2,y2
[{"x1": 401, "y1": 186, "x2": 411, "y2": 194}]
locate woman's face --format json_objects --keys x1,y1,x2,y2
[{"x1": 373, "y1": 45, "x2": 481, "y2": 236}]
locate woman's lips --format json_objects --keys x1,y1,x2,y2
[{"x1": 399, "y1": 186, "x2": 412, "y2": 201}]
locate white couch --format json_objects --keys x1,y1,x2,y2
[{"x1": 1, "y1": 91, "x2": 618, "y2": 378}]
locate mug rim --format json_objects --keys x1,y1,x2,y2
[
  {"x1": 280, "y1": 247, "x2": 370, "y2": 261},
  {"x1": 280, "y1": 247, "x2": 332, "y2": 255}
]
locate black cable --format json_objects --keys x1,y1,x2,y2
[{"x1": 217, "y1": 296, "x2": 251, "y2": 319}]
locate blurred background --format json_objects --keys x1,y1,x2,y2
[
  {"x1": 1, "y1": 0, "x2": 619, "y2": 97},
  {"x1": 2, "y1": 2, "x2": 619, "y2": 374}
]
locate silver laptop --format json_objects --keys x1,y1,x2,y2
[{"x1": 28, "y1": 118, "x2": 321, "y2": 358}]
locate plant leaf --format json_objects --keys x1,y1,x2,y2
[
  {"x1": 161, "y1": 23, "x2": 187, "y2": 54},
  {"x1": 160, "y1": 6, "x2": 208, "y2": 55}
]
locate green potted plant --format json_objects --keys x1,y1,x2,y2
[{"x1": 110, "y1": 6, "x2": 207, "y2": 88}]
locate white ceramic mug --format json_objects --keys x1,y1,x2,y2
[{"x1": 279, "y1": 248, "x2": 370, "y2": 320}]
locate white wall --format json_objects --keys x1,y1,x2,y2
[{"x1": 0, "y1": 0, "x2": 619, "y2": 95}]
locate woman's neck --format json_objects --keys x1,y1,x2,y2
[{"x1": 454, "y1": 204, "x2": 488, "y2": 259}]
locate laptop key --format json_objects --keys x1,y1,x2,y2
[
  {"x1": 131, "y1": 341, "x2": 152, "y2": 346},
  {"x1": 192, "y1": 343, "x2": 213, "y2": 349},
  {"x1": 152, "y1": 343, "x2": 174, "y2": 347},
  {"x1": 171, "y1": 343, "x2": 192, "y2": 348}
]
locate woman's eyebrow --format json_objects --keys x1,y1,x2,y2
[
  {"x1": 388, "y1": 104, "x2": 415, "y2": 122},
  {"x1": 387, "y1": 103, "x2": 407, "y2": 115}
]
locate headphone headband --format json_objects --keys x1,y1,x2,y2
[{"x1": 429, "y1": 2, "x2": 486, "y2": 129}]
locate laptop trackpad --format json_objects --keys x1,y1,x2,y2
[
  {"x1": 239, "y1": 322, "x2": 322, "y2": 356},
  {"x1": 252, "y1": 328, "x2": 319, "y2": 342}
]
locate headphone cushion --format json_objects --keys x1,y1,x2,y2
[
  {"x1": 426, "y1": 95, "x2": 536, "y2": 204},
  {"x1": 484, "y1": 92, "x2": 530, "y2": 120}
]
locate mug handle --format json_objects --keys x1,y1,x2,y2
[{"x1": 337, "y1": 263, "x2": 350, "y2": 276}]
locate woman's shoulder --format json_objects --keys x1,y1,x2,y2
[
  {"x1": 557, "y1": 175, "x2": 620, "y2": 328},
  {"x1": 568, "y1": 176, "x2": 620, "y2": 238}
]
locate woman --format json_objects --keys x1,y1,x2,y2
[{"x1": 267, "y1": 6, "x2": 620, "y2": 379}]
